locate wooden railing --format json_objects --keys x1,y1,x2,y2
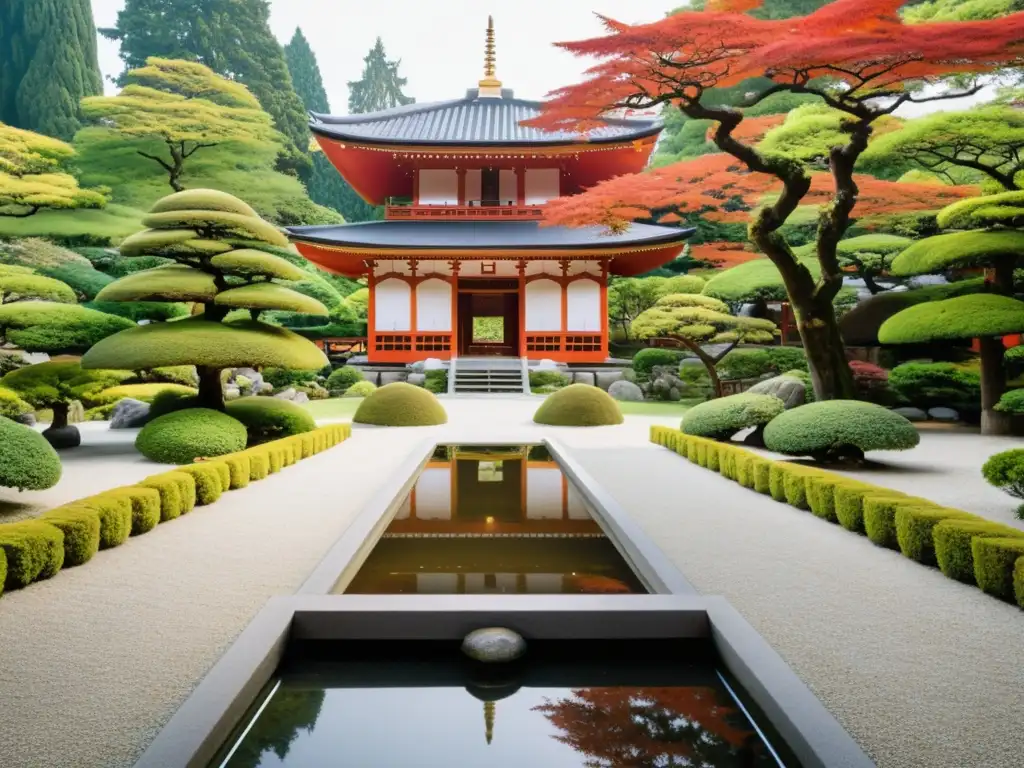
[
  {"x1": 385, "y1": 203, "x2": 544, "y2": 221},
  {"x1": 315, "y1": 337, "x2": 367, "y2": 357}
]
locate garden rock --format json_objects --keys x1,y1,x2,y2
[
  {"x1": 13, "y1": 412, "x2": 36, "y2": 427},
  {"x1": 573, "y1": 372, "x2": 596, "y2": 386},
  {"x1": 595, "y1": 370, "x2": 624, "y2": 390},
  {"x1": 534, "y1": 359, "x2": 560, "y2": 371},
  {"x1": 423, "y1": 358, "x2": 445, "y2": 371},
  {"x1": 928, "y1": 407, "x2": 959, "y2": 422},
  {"x1": 273, "y1": 388, "x2": 309, "y2": 404},
  {"x1": 622, "y1": 369, "x2": 637, "y2": 383},
  {"x1": 110, "y1": 398, "x2": 150, "y2": 429},
  {"x1": 409, "y1": 360, "x2": 425, "y2": 373},
  {"x1": 379, "y1": 372, "x2": 408, "y2": 386},
  {"x1": 68, "y1": 400, "x2": 85, "y2": 424},
  {"x1": 407, "y1": 373, "x2": 426, "y2": 386},
  {"x1": 461, "y1": 627, "x2": 526, "y2": 663},
  {"x1": 225, "y1": 386, "x2": 241, "y2": 400},
  {"x1": 608, "y1": 380, "x2": 643, "y2": 402},
  {"x1": 231, "y1": 367, "x2": 265, "y2": 392},
  {"x1": 747, "y1": 374, "x2": 806, "y2": 409},
  {"x1": 893, "y1": 406, "x2": 928, "y2": 422}
]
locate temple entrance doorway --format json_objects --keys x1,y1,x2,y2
[{"x1": 457, "y1": 279, "x2": 519, "y2": 356}]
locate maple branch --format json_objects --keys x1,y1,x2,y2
[{"x1": 137, "y1": 150, "x2": 174, "y2": 173}]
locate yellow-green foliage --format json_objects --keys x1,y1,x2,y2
[
  {"x1": 150, "y1": 188, "x2": 259, "y2": 217},
  {"x1": 40, "y1": 507, "x2": 100, "y2": 567},
  {"x1": 681, "y1": 393, "x2": 785, "y2": 440},
  {"x1": 118, "y1": 227, "x2": 218, "y2": 257},
  {"x1": 649, "y1": 425, "x2": 1023, "y2": 610},
  {"x1": 0, "y1": 520, "x2": 64, "y2": 592},
  {"x1": 215, "y1": 283, "x2": 328, "y2": 315},
  {"x1": 136, "y1": 408, "x2": 248, "y2": 464},
  {"x1": 91, "y1": 382, "x2": 197, "y2": 407},
  {"x1": 879, "y1": 294, "x2": 1024, "y2": 344},
  {"x1": 1, "y1": 361, "x2": 129, "y2": 409},
  {"x1": 0, "y1": 386, "x2": 33, "y2": 419},
  {"x1": 0, "y1": 300, "x2": 134, "y2": 354},
  {"x1": 0, "y1": 415, "x2": 61, "y2": 490},
  {"x1": 936, "y1": 190, "x2": 1024, "y2": 230},
  {"x1": 344, "y1": 380, "x2": 376, "y2": 397},
  {"x1": 891, "y1": 229, "x2": 1024, "y2": 276},
  {"x1": 142, "y1": 209, "x2": 288, "y2": 247},
  {"x1": 102, "y1": 486, "x2": 162, "y2": 535},
  {"x1": 81, "y1": 317, "x2": 329, "y2": 371},
  {"x1": 178, "y1": 464, "x2": 224, "y2": 506},
  {"x1": 209, "y1": 249, "x2": 306, "y2": 280},
  {"x1": 354, "y1": 382, "x2": 448, "y2": 427},
  {"x1": 95, "y1": 264, "x2": 218, "y2": 303},
  {"x1": 631, "y1": 293, "x2": 777, "y2": 345},
  {"x1": 0, "y1": 273, "x2": 76, "y2": 303},
  {"x1": 533, "y1": 384, "x2": 623, "y2": 427}
]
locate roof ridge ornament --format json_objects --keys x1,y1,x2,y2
[{"x1": 478, "y1": 15, "x2": 503, "y2": 98}]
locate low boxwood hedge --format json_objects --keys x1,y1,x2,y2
[
  {"x1": 973, "y1": 538, "x2": 1024, "y2": 603},
  {"x1": 933, "y1": 519, "x2": 1024, "y2": 584},
  {"x1": 136, "y1": 408, "x2": 248, "y2": 464},
  {"x1": 681, "y1": 393, "x2": 785, "y2": 440},
  {"x1": 895, "y1": 506, "x2": 976, "y2": 566},
  {"x1": 0, "y1": 520, "x2": 64, "y2": 592},
  {"x1": 40, "y1": 508, "x2": 100, "y2": 567}
]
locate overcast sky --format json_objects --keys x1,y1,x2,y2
[{"x1": 89, "y1": 0, "x2": 677, "y2": 110}]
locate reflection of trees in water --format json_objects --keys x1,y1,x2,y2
[
  {"x1": 227, "y1": 689, "x2": 326, "y2": 767},
  {"x1": 534, "y1": 687, "x2": 766, "y2": 768}
]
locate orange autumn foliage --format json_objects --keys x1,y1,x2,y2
[
  {"x1": 706, "y1": 113, "x2": 785, "y2": 144},
  {"x1": 689, "y1": 242, "x2": 762, "y2": 268}
]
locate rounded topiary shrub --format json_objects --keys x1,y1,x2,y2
[
  {"x1": 529, "y1": 370, "x2": 570, "y2": 389},
  {"x1": 982, "y1": 449, "x2": 1024, "y2": 519},
  {"x1": 632, "y1": 348, "x2": 681, "y2": 378},
  {"x1": 681, "y1": 393, "x2": 785, "y2": 441},
  {"x1": 344, "y1": 380, "x2": 377, "y2": 398},
  {"x1": 533, "y1": 384, "x2": 623, "y2": 427},
  {"x1": 0, "y1": 416, "x2": 62, "y2": 490},
  {"x1": 763, "y1": 400, "x2": 920, "y2": 463},
  {"x1": 226, "y1": 397, "x2": 316, "y2": 444},
  {"x1": 326, "y1": 366, "x2": 364, "y2": 394},
  {"x1": 353, "y1": 382, "x2": 447, "y2": 426},
  {"x1": 995, "y1": 389, "x2": 1024, "y2": 416},
  {"x1": 136, "y1": 408, "x2": 248, "y2": 464}
]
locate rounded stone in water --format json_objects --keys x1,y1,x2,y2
[{"x1": 461, "y1": 628, "x2": 526, "y2": 663}]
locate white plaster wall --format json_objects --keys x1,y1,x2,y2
[
  {"x1": 418, "y1": 169, "x2": 458, "y2": 204},
  {"x1": 524, "y1": 261, "x2": 563, "y2": 277},
  {"x1": 566, "y1": 279, "x2": 601, "y2": 332},
  {"x1": 414, "y1": 468, "x2": 451, "y2": 519},
  {"x1": 465, "y1": 169, "x2": 482, "y2": 203},
  {"x1": 416, "y1": 278, "x2": 452, "y2": 332},
  {"x1": 499, "y1": 169, "x2": 517, "y2": 204},
  {"x1": 525, "y1": 279, "x2": 562, "y2": 331},
  {"x1": 525, "y1": 168, "x2": 560, "y2": 204},
  {"x1": 373, "y1": 278, "x2": 411, "y2": 331},
  {"x1": 527, "y1": 469, "x2": 563, "y2": 519},
  {"x1": 373, "y1": 260, "x2": 413, "y2": 277},
  {"x1": 567, "y1": 260, "x2": 603, "y2": 277}
]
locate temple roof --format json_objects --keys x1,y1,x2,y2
[
  {"x1": 286, "y1": 220, "x2": 692, "y2": 251},
  {"x1": 309, "y1": 90, "x2": 662, "y2": 147}
]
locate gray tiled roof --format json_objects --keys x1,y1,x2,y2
[
  {"x1": 309, "y1": 89, "x2": 662, "y2": 146},
  {"x1": 287, "y1": 220, "x2": 692, "y2": 250}
]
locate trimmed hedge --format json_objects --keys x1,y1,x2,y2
[
  {"x1": 136, "y1": 408, "x2": 248, "y2": 464},
  {"x1": 0, "y1": 424, "x2": 351, "y2": 600},
  {"x1": 650, "y1": 425, "x2": 1024, "y2": 610},
  {"x1": 353, "y1": 382, "x2": 448, "y2": 427},
  {"x1": 681, "y1": 393, "x2": 784, "y2": 440},
  {"x1": 226, "y1": 397, "x2": 316, "y2": 444}
]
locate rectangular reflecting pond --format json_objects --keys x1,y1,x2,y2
[
  {"x1": 339, "y1": 445, "x2": 646, "y2": 595},
  {"x1": 213, "y1": 640, "x2": 792, "y2": 767}
]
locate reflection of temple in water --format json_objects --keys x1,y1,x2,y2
[{"x1": 344, "y1": 445, "x2": 643, "y2": 595}]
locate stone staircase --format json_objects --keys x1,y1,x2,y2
[{"x1": 449, "y1": 357, "x2": 528, "y2": 395}]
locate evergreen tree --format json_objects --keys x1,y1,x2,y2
[
  {"x1": 0, "y1": 0, "x2": 104, "y2": 140},
  {"x1": 100, "y1": 0, "x2": 312, "y2": 179},
  {"x1": 284, "y1": 28, "x2": 329, "y2": 114},
  {"x1": 348, "y1": 37, "x2": 415, "y2": 114}
]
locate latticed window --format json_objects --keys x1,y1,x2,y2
[{"x1": 377, "y1": 335, "x2": 413, "y2": 351}]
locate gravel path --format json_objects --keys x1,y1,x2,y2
[{"x1": 565, "y1": 435, "x2": 1024, "y2": 768}]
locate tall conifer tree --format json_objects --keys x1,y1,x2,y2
[
  {"x1": 100, "y1": 0, "x2": 312, "y2": 179},
  {"x1": 0, "y1": 0, "x2": 103, "y2": 140},
  {"x1": 347, "y1": 37, "x2": 415, "y2": 114}
]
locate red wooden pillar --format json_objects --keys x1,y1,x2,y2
[
  {"x1": 367, "y1": 262, "x2": 377, "y2": 362},
  {"x1": 408, "y1": 260, "x2": 418, "y2": 352},
  {"x1": 516, "y1": 167, "x2": 526, "y2": 206},
  {"x1": 560, "y1": 260, "x2": 570, "y2": 356},
  {"x1": 412, "y1": 167, "x2": 420, "y2": 205},
  {"x1": 457, "y1": 169, "x2": 467, "y2": 206},
  {"x1": 450, "y1": 260, "x2": 461, "y2": 357},
  {"x1": 600, "y1": 260, "x2": 610, "y2": 359}
]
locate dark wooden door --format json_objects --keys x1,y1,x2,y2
[{"x1": 481, "y1": 168, "x2": 500, "y2": 205}]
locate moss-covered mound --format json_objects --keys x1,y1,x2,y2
[
  {"x1": 135, "y1": 408, "x2": 248, "y2": 464},
  {"x1": 0, "y1": 416, "x2": 62, "y2": 490},
  {"x1": 764, "y1": 400, "x2": 920, "y2": 462},
  {"x1": 533, "y1": 384, "x2": 623, "y2": 427},
  {"x1": 703, "y1": 257, "x2": 857, "y2": 305},
  {"x1": 149, "y1": 188, "x2": 260, "y2": 217},
  {"x1": 0, "y1": 273, "x2": 77, "y2": 303},
  {"x1": 92, "y1": 383, "x2": 197, "y2": 406},
  {"x1": 353, "y1": 382, "x2": 447, "y2": 426},
  {"x1": 681, "y1": 393, "x2": 785, "y2": 440},
  {"x1": 878, "y1": 294, "x2": 1024, "y2": 344},
  {"x1": 81, "y1": 317, "x2": 329, "y2": 371},
  {"x1": 226, "y1": 397, "x2": 315, "y2": 444},
  {"x1": 326, "y1": 366, "x2": 364, "y2": 394},
  {"x1": 94, "y1": 265, "x2": 218, "y2": 303},
  {"x1": 0, "y1": 301, "x2": 134, "y2": 354},
  {"x1": 937, "y1": 190, "x2": 1024, "y2": 230},
  {"x1": 344, "y1": 380, "x2": 376, "y2": 397}
]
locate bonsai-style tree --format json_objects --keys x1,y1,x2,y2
[
  {"x1": 631, "y1": 293, "x2": 778, "y2": 397},
  {"x1": 0, "y1": 122, "x2": 107, "y2": 218},
  {"x1": 879, "y1": 191, "x2": 1024, "y2": 434},
  {"x1": 811, "y1": 234, "x2": 912, "y2": 295},
  {"x1": 530, "y1": 0, "x2": 1024, "y2": 400},
  {"x1": 81, "y1": 188, "x2": 330, "y2": 410},
  {"x1": 608, "y1": 274, "x2": 706, "y2": 339},
  {"x1": 80, "y1": 58, "x2": 283, "y2": 192}
]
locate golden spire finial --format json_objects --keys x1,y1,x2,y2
[{"x1": 478, "y1": 15, "x2": 503, "y2": 96}]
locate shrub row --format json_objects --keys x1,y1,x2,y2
[
  {"x1": 651, "y1": 425, "x2": 1024, "y2": 610},
  {"x1": 0, "y1": 424, "x2": 350, "y2": 599}
]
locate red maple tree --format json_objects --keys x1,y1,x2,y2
[{"x1": 531, "y1": 0, "x2": 1024, "y2": 399}]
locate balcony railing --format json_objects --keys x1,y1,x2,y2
[{"x1": 385, "y1": 198, "x2": 544, "y2": 221}]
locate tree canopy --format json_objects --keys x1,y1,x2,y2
[
  {"x1": 0, "y1": 301, "x2": 134, "y2": 354},
  {"x1": 348, "y1": 37, "x2": 415, "y2": 114}
]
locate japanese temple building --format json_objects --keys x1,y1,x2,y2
[{"x1": 287, "y1": 18, "x2": 692, "y2": 365}]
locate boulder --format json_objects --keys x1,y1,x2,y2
[
  {"x1": 608, "y1": 380, "x2": 643, "y2": 402},
  {"x1": 407, "y1": 373, "x2": 426, "y2": 386},
  {"x1": 379, "y1": 371, "x2": 408, "y2": 386},
  {"x1": 274, "y1": 387, "x2": 298, "y2": 401},
  {"x1": 423, "y1": 358, "x2": 445, "y2": 371},
  {"x1": 110, "y1": 398, "x2": 151, "y2": 429},
  {"x1": 12, "y1": 412, "x2": 36, "y2": 427},
  {"x1": 461, "y1": 627, "x2": 526, "y2": 663},
  {"x1": 573, "y1": 371, "x2": 596, "y2": 386},
  {"x1": 668, "y1": 387, "x2": 682, "y2": 402},
  {"x1": 595, "y1": 370, "x2": 624, "y2": 390},
  {"x1": 534, "y1": 358, "x2": 560, "y2": 371},
  {"x1": 748, "y1": 374, "x2": 806, "y2": 410},
  {"x1": 231, "y1": 367, "x2": 265, "y2": 392},
  {"x1": 622, "y1": 368, "x2": 637, "y2": 383},
  {"x1": 928, "y1": 407, "x2": 959, "y2": 422},
  {"x1": 67, "y1": 400, "x2": 85, "y2": 424},
  {"x1": 893, "y1": 406, "x2": 928, "y2": 422},
  {"x1": 225, "y1": 386, "x2": 241, "y2": 401}
]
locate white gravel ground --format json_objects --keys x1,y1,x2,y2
[{"x1": 0, "y1": 406, "x2": 1020, "y2": 768}]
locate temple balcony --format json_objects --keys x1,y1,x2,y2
[{"x1": 385, "y1": 198, "x2": 545, "y2": 221}]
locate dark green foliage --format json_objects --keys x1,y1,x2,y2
[
  {"x1": 0, "y1": 520, "x2": 64, "y2": 590},
  {"x1": 0, "y1": 301, "x2": 135, "y2": 354},
  {"x1": 895, "y1": 506, "x2": 976, "y2": 566},
  {"x1": 763, "y1": 401, "x2": 920, "y2": 461},
  {"x1": 681, "y1": 393, "x2": 784, "y2": 439},
  {"x1": 717, "y1": 347, "x2": 807, "y2": 380},
  {"x1": 0, "y1": 415, "x2": 62, "y2": 490},
  {"x1": 36, "y1": 262, "x2": 113, "y2": 300},
  {"x1": 136, "y1": 408, "x2": 248, "y2": 463},
  {"x1": 325, "y1": 366, "x2": 364, "y2": 394},
  {"x1": 353, "y1": 383, "x2": 447, "y2": 427},
  {"x1": 263, "y1": 367, "x2": 321, "y2": 389},
  {"x1": 632, "y1": 348, "x2": 682, "y2": 377},
  {"x1": 40, "y1": 507, "x2": 100, "y2": 566},
  {"x1": 933, "y1": 519, "x2": 1024, "y2": 584},
  {"x1": 225, "y1": 688, "x2": 326, "y2": 768},
  {"x1": 424, "y1": 369, "x2": 447, "y2": 395},
  {"x1": 283, "y1": 28, "x2": 329, "y2": 113},
  {"x1": 0, "y1": 0, "x2": 104, "y2": 139},
  {"x1": 533, "y1": 385, "x2": 623, "y2": 427},
  {"x1": 226, "y1": 397, "x2": 315, "y2": 444},
  {"x1": 888, "y1": 362, "x2": 981, "y2": 412},
  {"x1": 347, "y1": 37, "x2": 414, "y2": 115},
  {"x1": 995, "y1": 389, "x2": 1024, "y2": 415},
  {"x1": 981, "y1": 449, "x2": 1024, "y2": 512},
  {"x1": 972, "y1": 537, "x2": 1024, "y2": 602},
  {"x1": 529, "y1": 370, "x2": 570, "y2": 389}
]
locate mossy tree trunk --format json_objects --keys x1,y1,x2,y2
[
  {"x1": 50, "y1": 401, "x2": 69, "y2": 429},
  {"x1": 196, "y1": 365, "x2": 226, "y2": 411}
]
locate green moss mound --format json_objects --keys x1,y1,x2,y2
[
  {"x1": 148, "y1": 189, "x2": 259, "y2": 217},
  {"x1": 344, "y1": 380, "x2": 376, "y2": 397},
  {"x1": 95, "y1": 264, "x2": 218, "y2": 303},
  {"x1": 681, "y1": 393, "x2": 785, "y2": 440},
  {"x1": 0, "y1": 416, "x2": 62, "y2": 490},
  {"x1": 353, "y1": 382, "x2": 447, "y2": 427},
  {"x1": 0, "y1": 301, "x2": 134, "y2": 354},
  {"x1": 209, "y1": 249, "x2": 306, "y2": 281},
  {"x1": 533, "y1": 384, "x2": 623, "y2": 427},
  {"x1": 226, "y1": 397, "x2": 315, "y2": 444},
  {"x1": 879, "y1": 294, "x2": 1024, "y2": 344},
  {"x1": 891, "y1": 230, "x2": 1024, "y2": 276},
  {"x1": 81, "y1": 317, "x2": 328, "y2": 371},
  {"x1": 135, "y1": 408, "x2": 248, "y2": 464},
  {"x1": 763, "y1": 400, "x2": 920, "y2": 462},
  {"x1": 0, "y1": 273, "x2": 77, "y2": 303},
  {"x1": 995, "y1": 389, "x2": 1024, "y2": 415},
  {"x1": 215, "y1": 283, "x2": 328, "y2": 315},
  {"x1": 326, "y1": 366, "x2": 364, "y2": 394}
]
